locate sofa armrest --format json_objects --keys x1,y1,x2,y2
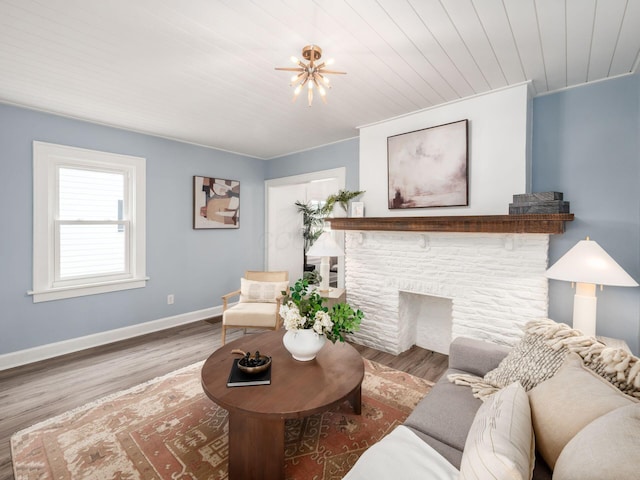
[{"x1": 448, "y1": 337, "x2": 511, "y2": 377}]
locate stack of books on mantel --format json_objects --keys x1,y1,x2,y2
[{"x1": 509, "y1": 192, "x2": 570, "y2": 214}]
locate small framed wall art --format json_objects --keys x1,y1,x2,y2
[
  {"x1": 387, "y1": 119, "x2": 468, "y2": 209},
  {"x1": 351, "y1": 201, "x2": 364, "y2": 218},
  {"x1": 193, "y1": 176, "x2": 240, "y2": 229}
]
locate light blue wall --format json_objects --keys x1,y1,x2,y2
[
  {"x1": 0, "y1": 103, "x2": 266, "y2": 354},
  {"x1": 532, "y1": 73, "x2": 640, "y2": 353},
  {"x1": 3, "y1": 72, "x2": 639, "y2": 358},
  {"x1": 265, "y1": 138, "x2": 360, "y2": 191}
]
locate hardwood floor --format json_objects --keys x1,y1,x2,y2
[{"x1": 0, "y1": 320, "x2": 448, "y2": 480}]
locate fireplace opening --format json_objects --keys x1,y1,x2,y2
[{"x1": 399, "y1": 291, "x2": 453, "y2": 355}]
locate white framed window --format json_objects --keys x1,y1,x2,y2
[{"x1": 30, "y1": 141, "x2": 147, "y2": 302}]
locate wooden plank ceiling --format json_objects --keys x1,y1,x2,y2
[{"x1": 0, "y1": 0, "x2": 638, "y2": 159}]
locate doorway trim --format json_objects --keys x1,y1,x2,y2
[{"x1": 264, "y1": 167, "x2": 346, "y2": 281}]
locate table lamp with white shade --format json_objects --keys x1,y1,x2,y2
[
  {"x1": 545, "y1": 237, "x2": 638, "y2": 337},
  {"x1": 306, "y1": 231, "x2": 344, "y2": 293}
]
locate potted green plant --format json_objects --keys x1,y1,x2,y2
[
  {"x1": 325, "y1": 189, "x2": 365, "y2": 215},
  {"x1": 279, "y1": 279, "x2": 364, "y2": 360},
  {"x1": 295, "y1": 189, "x2": 364, "y2": 273},
  {"x1": 302, "y1": 269, "x2": 322, "y2": 285},
  {"x1": 295, "y1": 200, "x2": 333, "y2": 268}
]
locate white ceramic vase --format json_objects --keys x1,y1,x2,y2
[{"x1": 283, "y1": 329, "x2": 326, "y2": 361}]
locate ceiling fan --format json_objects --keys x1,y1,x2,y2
[{"x1": 275, "y1": 45, "x2": 346, "y2": 106}]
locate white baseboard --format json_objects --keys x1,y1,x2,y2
[{"x1": 0, "y1": 306, "x2": 222, "y2": 371}]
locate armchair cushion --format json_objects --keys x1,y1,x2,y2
[
  {"x1": 239, "y1": 278, "x2": 289, "y2": 303},
  {"x1": 223, "y1": 302, "x2": 280, "y2": 327}
]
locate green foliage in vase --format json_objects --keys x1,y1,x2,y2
[
  {"x1": 325, "y1": 189, "x2": 365, "y2": 214},
  {"x1": 303, "y1": 269, "x2": 321, "y2": 285},
  {"x1": 280, "y1": 279, "x2": 364, "y2": 343},
  {"x1": 295, "y1": 189, "x2": 365, "y2": 253}
]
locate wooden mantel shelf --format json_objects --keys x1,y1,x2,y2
[{"x1": 327, "y1": 214, "x2": 574, "y2": 234}]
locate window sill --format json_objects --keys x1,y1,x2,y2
[{"x1": 28, "y1": 277, "x2": 149, "y2": 303}]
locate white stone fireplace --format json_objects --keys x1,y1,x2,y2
[
  {"x1": 344, "y1": 230, "x2": 550, "y2": 355},
  {"x1": 339, "y1": 83, "x2": 569, "y2": 354}
]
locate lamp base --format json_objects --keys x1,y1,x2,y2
[
  {"x1": 572, "y1": 283, "x2": 597, "y2": 337},
  {"x1": 318, "y1": 256, "x2": 330, "y2": 293}
]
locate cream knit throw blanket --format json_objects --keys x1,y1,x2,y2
[{"x1": 449, "y1": 318, "x2": 640, "y2": 400}]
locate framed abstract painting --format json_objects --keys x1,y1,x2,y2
[
  {"x1": 387, "y1": 119, "x2": 468, "y2": 209},
  {"x1": 193, "y1": 176, "x2": 240, "y2": 229}
]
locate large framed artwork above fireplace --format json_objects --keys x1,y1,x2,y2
[{"x1": 329, "y1": 214, "x2": 573, "y2": 355}]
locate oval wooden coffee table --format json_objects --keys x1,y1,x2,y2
[{"x1": 201, "y1": 330, "x2": 364, "y2": 480}]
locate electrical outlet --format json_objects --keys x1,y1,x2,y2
[{"x1": 167, "y1": 294, "x2": 175, "y2": 305}]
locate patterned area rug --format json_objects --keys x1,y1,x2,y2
[{"x1": 11, "y1": 359, "x2": 432, "y2": 480}]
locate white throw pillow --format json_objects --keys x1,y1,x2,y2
[
  {"x1": 239, "y1": 278, "x2": 288, "y2": 303},
  {"x1": 343, "y1": 425, "x2": 459, "y2": 480},
  {"x1": 459, "y1": 382, "x2": 535, "y2": 480}
]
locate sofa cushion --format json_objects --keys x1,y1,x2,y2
[
  {"x1": 406, "y1": 428, "x2": 464, "y2": 470},
  {"x1": 553, "y1": 403, "x2": 640, "y2": 480},
  {"x1": 528, "y1": 353, "x2": 637, "y2": 469},
  {"x1": 459, "y1": 382, "x2": 535, "y2": 480},
  {"x1": 343, "y1": 425, "x2": 459, "y2": 480},
  {"x1": 404, "y1": 368, "x2": 482, "y2": 453}
]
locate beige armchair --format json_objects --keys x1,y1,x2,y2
[{"x1": 221, "y1": 271, "x2": 289, "y2": 345}]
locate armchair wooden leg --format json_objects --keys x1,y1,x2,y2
[{"x1": 221, "y1": 325, "x2": 226, "y2": 345}]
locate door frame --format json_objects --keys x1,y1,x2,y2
[{"x1": 265, "y1": 167, "x2": 346, "y2": 283}]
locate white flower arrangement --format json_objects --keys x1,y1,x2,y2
[
  {"x1": 279, "y1": 279, "x2": 363, "y2": 343},
  {"x1": 279, "y1": 302, "x2": 334, "y2": 336}
]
